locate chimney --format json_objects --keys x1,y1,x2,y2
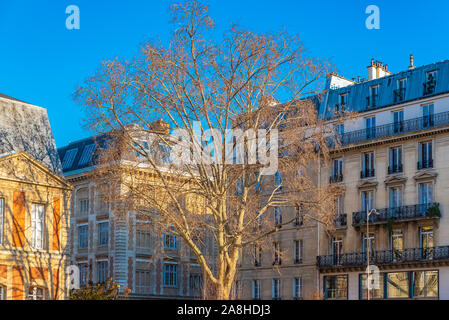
[
  {"x1": 367, "y1": 59, "x2": 391, "y2": 80},
  {"x1": 150, "y1": 119, "x2": 170, "y2": 135},
  {"x1": 408, "y1": 54, "x2": 415, "y2": 70}
]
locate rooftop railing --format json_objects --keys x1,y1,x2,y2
[
  {"x1": 317, "y1": 245, "x2": 449, "y2": 269},
  {"x1": 334, "y1": 110, "x2": 449, "y2": 146}
]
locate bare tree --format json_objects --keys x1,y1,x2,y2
[{"x1": 74, "y1": 0, "x2": 346, "y2": 299}]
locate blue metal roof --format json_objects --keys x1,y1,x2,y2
[{"x1": 318, "y1": 59, "x2": 449, "y2": 119}]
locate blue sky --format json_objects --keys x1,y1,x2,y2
[{"x1": 1, "y1": 0, "x2": 448, "y2": 147}]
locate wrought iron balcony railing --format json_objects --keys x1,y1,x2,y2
[
  {"x1": 388, "y1": 164, "x2": 403, "y2": 174},
  {"x1": 329, "y1": 173, "x2": 343, "y2": 183},
  {"x1": 317, "y1": 245, "x2": 449, "y2": 269},
  {"x1": 352, "y1": 203, "x2": 440, "y2": 226},
  {"x1": 360, "y1": 169, "x2": 375, "y2": 179},
  {"x1": 394, "y1": 88, "x2": 406, "y2": 103},
  {"x1": 331, "y1": 110, "x2": 449, "y2": 147},
  {"x1": 417, "y1": 159, "x2": 434, "y2": 170},
  {"x1": 334, "y1": 213, "x2": 347, "y2": 228}
]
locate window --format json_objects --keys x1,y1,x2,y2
[
  {"x1": 274, "y1": 171, "x2": 282, "y2": 191},
  {"x1": 330, "y1": 158, "x2": 343, "y2": 183},
  {"x1": 359, "y1": 273, "x2": 384, "y2": 299},
  {"x1": 0, "y1": 198, "x2": 3, "y2": 246},
  {"x1": 236, "y1": 177, "x2": 243, "y2": 195},
  {"x1": 164, "y1": 232, "x2": 177, "y2": 249},
  {"x1": 97, "y1": 261, "x2": 108, "y2": 284},
  {"x1": 365, "y1": 117, "x2": 376, "y2": 139},
  {"x1": 324, "y1": 275, "x2": 347, "y2": 299},
  {"x1": 136, "y1": 230, "x2": 151, "y2": 249},
  {"x1": 389, "y1": 187, "x2": 402, "y2": 212},
  {"x1": 361, "y1": 152, "x2": 375, "y2": 178},
  {"x1": 28, "y1": 286, "x2": 45, "y2": 300},
  {"x1": 339, "y1": 93, "x2": 348, "y2": 107},
  {"x1": 189, "y1": 274, "x2": 202, "y2": 291},
  {"x1": 78, "y1": 144, "x2": 96, "y2": 166},
  {"x1": 31, "y1": 204, "x2": 44, "y2": 249},
  {"x1": 272, "y1": 279, "x2": 281, "y2": 300},
  {"x1": 252, "y1": 280, "x2": 261, "y2": 300},
  {"x1": 159, "y1": 144, "x2": 172, "y2": 164},
  {"x1": 392, "y1": 110, "x2": 404, "y2": 134},
  {"x1": 79, "y1": 263, "x2": 89, "y2": 287},
  {"x1": 332, "y1": 237, "x2": 343, "y2": 265},
  {"x1": 418, "y1": 141, "x2": 433, "y2": 169},
  {"x1": 0, "y1": 285, "x2": 5, "y2": 300},
  {"x1": 418, "y1": 183, "x2": 433, "y2": 207},
  {"x1": 420, "y1": 227, "x2": 434, "y2": 260},
  {"x1": 387, "y1": 272, "x2": 409, "y2": 298},
  {"x1": 336, "y1": 196, "x2": 344, "y2": 216},
  {"x1": 391, "y1": 230, "x2": 403, "y2": 262},
  {"x1": 413, "y1": 270, "x2": 438, "y2": 298},
  {"x1": 422, "y1": 104, "x2": 435, "y2": 128},
  {"x1": 294, "y1": 240, "x2": 303, "y2": 264},
  {"x1": 293, "y1": 278, "x2": 303, "y2": 299},
  {"x1": 294, "y1": 206, "x2": 303, "y2": 226},
  {"x1": 254, "y1": 245, "x2": 262, "y2": 266},
  {"x1": 78, "y1": 225, "x2": 88, "y2": 249},
  {"x1": 274, "y1": 207, "x2": 282, "y2": 226},
  {"x1": 98, "y1": 222, "x2": 109, "y2": 247},
  {"x1": 362, "y1": 233, "x2": 375, "y2": 256},
  {"x1": 361, "y1": 190, "x2": 374, "y2": 212},
  {"x1": 394, "y1": 80, "x2": 407, "y2": 102},
  {"x1": 163, "y1": 263, "x2": 178, "y2": 287},
  {"x1": 368, "y1": 86, "x2": 379, "y2": 108},
  {"x1": 79, "y1": 198, "x2": 89, "y2": 216},
  {"x1": 273, "y1": 242, "x2": 281, "y2": 265},
  {"x1": 389, "y1": 146, "x2": 402, "y2": 174},
  {"x1": 136, "y1": 270, "x2": 151, "y2": 294},
  {"x1": 424, "y1": 71, "x2": 437, "y2": 95},
  {"x1": 61, "y1": 148, "x2": 78, "y2": 169}
]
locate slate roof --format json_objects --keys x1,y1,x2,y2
[{"x1": 318, "y1": 59, "x2": 449, "y2": 119}]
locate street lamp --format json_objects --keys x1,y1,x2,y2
[{"x1": 366, "y1": 208, "x2": 379, "y2": 300}]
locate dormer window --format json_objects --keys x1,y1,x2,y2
[
  {"x1": 424, "y1": 71, "x2": 437, "y2": 95},
  {"x1": 367, "y1": 85, "x2": 379, "y2": 108},
  {"x1": 394, "y1": 78, "x2": 407, "y2": 102}
]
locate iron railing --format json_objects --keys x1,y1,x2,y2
[
  {"x1": 333, "y1": 110, "x2": 449, "y2": 146},
  {"x1": 417, "y1": 159, "x2": 434, "y2": 170},
  {"x1": 360, "y1": 169, "x2": 375, "y2": 179},
  {"x1": 388, "y1": 164, "x2": 403, "y2": 174},
  {"x1": 334, "y1": 213, "x2": 347, "y2": 228},
  {"x1": 317, "y1": 245, "x2": 449, "y2": 269},
  {"x1": 352, "y1": 203, "x2": 440, "y2": 226}
]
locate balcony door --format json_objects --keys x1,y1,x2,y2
[
  {"x1": 391, "y1": 230, "x2": 403, "y2": 262},
  {"x1": 418, "y1": 182, "x2": 433, "y2": 214},
  {"x1": 366, "y1": 117, "x2": 376, "y2": 139},
  {"x1": 362, "y1": 152, "x2": 375, "y2": 178},
  {"x1": 389, "y1": 187, "x2": 402, "y2": 218},
  {"x1": 362, "y1": 233, "x2": 375, "y2": 259},
  {"x1": 418, "y1": 141, "x2": 433, "y2": 169},
  {"x1": 361, "y1": 191, "x2": 374, "y2": 213},
  {"x1": 392, "y1": 110, "x2": 404, "y2": 133},
  {"x1": 332, "y1": 237, "x2": 343, "y2": 265},
  {"x1": 420, "y1": 227, "x2": 434, "y2": 260},
  {"x1": 422, "y1": 104, "x2": 434, "y2": 128},
  {"x1": 389, "y1": 146, "x2": 402, "y2": 174}
]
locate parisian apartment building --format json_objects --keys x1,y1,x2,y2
[
  {"x1": 57, "y1": 122, "x2": 210, "y2": 299},
  {"x1": 0, "y1": 94, "x2": 71, "y2": 300}
]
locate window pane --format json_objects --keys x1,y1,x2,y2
[{"x1": 387, "y1": 272, "x2": 409, "y2": 298}]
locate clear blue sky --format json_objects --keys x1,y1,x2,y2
[{"x1": 1, "y1": 0, "x2": 448, "y2": 147}]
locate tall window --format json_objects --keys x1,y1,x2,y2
[
  {"x1": 331, "y1": 158, "x2": 343, "y2": 182},
  {"x1": 28, "y1": 286, "x2": 45, "y2": 300},
  {"x1": 97, "y1": 222, "x2": 109, "y2": 247},
  {"x1": 78, "y1": 225, "x2": 88, "y2": 249},
  {"x1": 387, "y1": 272, "x2": 409, "y2": 298},
  {"x1": 294, "y1": 240, "x2": 303, "y2": 264},
  {"x1": 274, "y1": 207, "x2": 282, "y2": 226},
  {"x1": 79, "y1": 263, "x2": 89, "y2": 287},
  {"x1": 79, "y1": 198, "x2": 89, "y2": 217},
  {"x1": 31, "y1": 204, "x2": 44, "y2": 249},
  {"x1": 424, "y1": 71, "x2": 437, "y2": 95},
  {"x1": 294, "y1": 206, "x2": 303, "y2": 226},
  {"x1": 164, "y1": 232, "x2": 177, "y2": 249},
  {"x1": 365, "y1": 117, "x2": 376, "y2": 139},
  {"x1": 324, "y1": 275, "x2": 347, "y2": 299},
  {"x1": 274, "y1": 171, "x2": 282, "y2": 191},
  {"x1": 361, "y1": 191, "x2": 374, "y2": 212},
  {"x1": 389, "y1": 187, "x2": 402, "y2": 214},
  {"x1": 413, "y1": 270, "x2": 438, "y2": 298},
  {"x1": 272, "y1": 279, "x2": 281, "y2": 299},
  {"x1": 362, "y1": 152, "x2": 375, "y2": 178},
  {"x1": 163, "y1": 263, "x2": 178, "y2": 287},
  {"x1": 395, "y1": 79, "x2": 407, "y2": 102},
  {"x1": 418, "y1": 182, "x2": 433, "y2": 209},
  {"x1": 0, "y1": 198, "x2": 3, "y2": 246},
  {"x1": 293, "y1": 278, "x2": 303, "y2": 299},
  {"x1": 136, "y1": 230, "x2": 151, "y2": 249},
  {"x1": 273, "y1": 242, "x2": 281, "y2": 265},
  {"x1": 332, "y1": 237, "x2": 343, "y2": 265},
  {"x1": 97, "y1": 261, "x2": 108, "y2": 284},
  {"x1": 392, "y1": 110, "x2": 404, "y2": 133},
  {"x1": 422, "y1": 104, "x2": 435, "y2": 128},
  {"x1": 360, "y1": 273, "x2": 384, "y2": 299},
  {"x1": 136, "y1": 270, "x2": 151, "y2": 294},
  {"x1": 420, "y1": 227, "x2": 434, "y2": 260},
  {"x1": 252, "y1": 280, "x2": 261, "y2": 300},
  {"x1": 254, "y1": 245, "x2": 262, "y2": 266},
  {"x1": 190, "y1": 274, "x2": 202, "y2": 291},
  {"x1": 368, "y1": 86, "x2": 379, "y2": 108},
  {"x1": 339, "y1": 93, "x2": 348, "y2": 107},
  {"x1": 362, "y1": 233, "x2": 375, "y2": 257},
  {"x1": 389, "y1": 146, "x2": 402, "y2": 173},
  {"x1": 0, "y1": 285, "x2": 5, "y2": 300},
  {"x1": 391, "y1": 230, "x2": 403, "y2": 262}
]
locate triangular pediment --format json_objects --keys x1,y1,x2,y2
[
  {"x1": 0, "y1": 152, "x2": 72, "y2": 189},
  {"x1": 384, "y1": 175, "x2": 407, "y2": 186},
  {"x1": 413, "y1": 170, "x2": 437, "y2": 182},
  {"x1": 357, "y1": 179, "x2": 378, "y2": 190}
]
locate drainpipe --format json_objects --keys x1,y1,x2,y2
[{"x1": 317, "y1": 153, "x2": 321, "y2": 295}]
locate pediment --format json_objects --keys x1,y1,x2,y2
[
  {"x1": 357, "y1": 179, "x2": 378, "y2": 190},
  {"x1": 0, "y1": 152, "x2": 71, "y2": 189},
  {"x1": 413, "y1": 171, "x2": 437, "y2": 182},
  {"x1": 384, "y1": 175, "x2": 407, "y2": 186}
]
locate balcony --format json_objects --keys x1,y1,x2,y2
[
  {"x1": 394, "y1": 88, "x2": 406, "y2": 103},
  {"x1": 424, "y1": 80, "x2": 436, "y2": 96},
  {"x1": 331, "y1": 110, "x2": 449, "y2": 147},
  {"x1": 352, "y1": 203, "x2": 440, "y2": 226},
  {"x1": 366, "y1": 95, "x2": 378, "y2": 109},
  {"x1": 388, "y1": 164, "x2": 403, "y2": 174},
  {"x1": 317, "y1": 245, "x2": 449, "y2": 270},
  {"x1": 329, "y1": 173, "x2": 343, "y2": 183},
  {"x1": 334, "y1": 213, "x2": 347, "y2": 228},
  {"x1": 360, "y1": 169, "x2": 375, "y2": 179},
  {"x1": 417, "y1": 159, "x2": 433, "y2": 170}
]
